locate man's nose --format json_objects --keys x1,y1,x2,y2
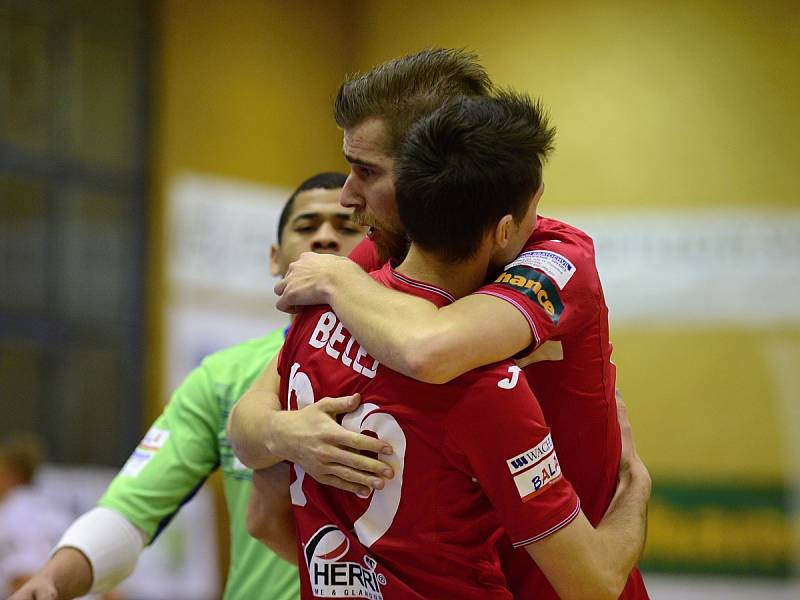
[
  {"x1": 340, "y1": 173, "x2": 363, "y2": 209},
  {"x1": 311, "y1": 221, "x2": 341, "y2": 252}
]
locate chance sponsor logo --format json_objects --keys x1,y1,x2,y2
[
  {"x1": 493, "y1": 267, "x2": 564, "y2": 325},
  {"x1": 504, "y1": 250, "x2": 576, "y2": 290},
  {"x1": 305, "y1": 525, "x2": 386, "y2": 599}
]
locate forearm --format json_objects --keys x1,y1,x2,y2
[
  {"x1": 593, "y1": 462, "x2": 651, "y2": 589},
  {"x1": 246, "y1": 465, "x2": 298, "y2": 565},
  {"x1": 326, "y1": 267, "x2": 444, "y2": 379},
  {"x1": 9, "y1": 547, "x2": 93, "y2": 599},
  {"x1": 227, "y1": 388, "x2": 285, "y2": 470},
  {"x1": 278, "y1": 254, "x2": 533, "y2": 383},
  {"x1": 56, "y1": 507, "x2": 145, "y2": 594},
  {"x1": 526, "y1": 465, "x2": 650, "y2": 599},
  {"x1": 330, "y1": 281, "x2": 535, "y2": 382}
]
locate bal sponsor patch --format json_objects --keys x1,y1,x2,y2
[
  {"x1": 120, "y1": 426, "x2": 170, "y2": 477},
  {"x1": 504, "y1": 250, "x2": 576, "y2": 290},
  {"x1": 492, "y1": 266, "x2": 564, "y2": 325},
  {"x1": 506, "y1": 434, "x2": 562, "y2": 501}
]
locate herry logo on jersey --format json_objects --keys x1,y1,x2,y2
[
  {"x1": 308, "y1": 311, "x2": 380, "y2": 379},
  {"x1": 506, "y1": 434, "x2": 563, "y2": 502},
  {"x1": 304, "y1": 524, "x2": 387, "y2": 599},
  {"x1": 493, "y1": 266, "x2": 564, "y2": 325}
]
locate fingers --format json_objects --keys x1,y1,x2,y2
[
  {"x1": 317, "y1": 393, "x2": 362, "y2": 416},
  {"x1": 274, "y1": 277, "x2": 287, "y2": 296},
  {"x1": 9, "y1": 583, "x2": 57, "y2": 600},
  {"x1": 275, "y1": 295, "x2": 300, "y2": 314},
  {"x1": 316, "y1": 473, "x2": 373, "y2": 497},
  {"x1": 321, "y1": 463, "x2": 386, "y2": 493},
  {"x1": 325, "y1": 445, "x2": 394, "y2": 478},
  {"x1": 314, "y1": 395, "x2": 395, "y2": 458},
  {"x1": 341, "y1": 430, "x2": 394, "y2": 459}
]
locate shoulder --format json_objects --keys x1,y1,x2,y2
[
  {"x1": 348, "y1": 238, "x2": 382, "y2": 272},
  {"x1": 525, "y1": 216, "x2": 598, "y2": 273},
  {"x1": 200, "y1": 329, "x2": 284, "y2": 375},
  {"x1": 499, "y1": 216, "x2": 602, "y2": 301}
]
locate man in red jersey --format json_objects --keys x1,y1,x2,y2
[
  {"x1": 240, "y1": 93, "x2": 649, "y2": 599},
  {"x1": 229, "y1": 49, "x2": 649, "y2": 598},
  {"x1": 271, "y1": 51, "x2": 650, "y2": 598}
]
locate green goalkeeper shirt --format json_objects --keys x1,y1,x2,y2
[{"x1": 100, "y1": 328, "x2": 299, "y2": 600}]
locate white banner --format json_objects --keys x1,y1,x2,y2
[
  {"x1": 165, "y1": 173, "x2": 291, "y2": 393},
  {"x1": 558, "y1": 210, "x2": 800, "y2": 325}
]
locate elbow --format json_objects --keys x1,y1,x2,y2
[
  {"x1": 599, "y1": 576, "x2": 627, "y2": 600},
  {"x1": 583, "y1": 570, "x2": 628, "y2": 600},
  {"x1": 245, "y1": 502, "x2": 281, "y2": 546},
  {"x1": 557, "y1": 566, "x2": 628, "y2": 600},
  {"x1": 561, "y1": 583, "x2": 621, "y2": 600}
]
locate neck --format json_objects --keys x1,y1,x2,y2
[{"x1": 396, "y1": 244, "x2": 491, "y2": 300}]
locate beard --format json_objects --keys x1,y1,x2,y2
[{"x1": 352, "y1": 210, "x2": 409, "y2": 263}]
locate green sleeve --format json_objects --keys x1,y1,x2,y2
[{"x1": 99, "y1": 363, "x2": 220, "y2": 541}]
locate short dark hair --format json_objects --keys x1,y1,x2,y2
[
  {"x1": 277, "y1": 172, "x2": 347, "y2": 243},
  {"x1": 394, "y1": 91, "x2": 555, "y2": 262},
  {"x1": 334, "y1": 48, "x2": 492, "y2": 155}
]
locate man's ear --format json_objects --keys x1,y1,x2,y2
[
  {"x1": 493, "y1": 214, "x2": 515, "y2": 250},
  {"x1": 269, "y1": 244, "x2": 281, "y2": 276}
]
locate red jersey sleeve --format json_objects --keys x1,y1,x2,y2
[
  {"x1": 476, "y1": 237, "x2": 599, "y2": 349},
  {"x1": 444, "y1": 365, "x2": 580, "y2": 547},
  {"x1": 348, "y1": 238, "x2": 382, "y2": 272},
  {"x1": 276, "y1": 346, "x2": 288, "y2": 410}
]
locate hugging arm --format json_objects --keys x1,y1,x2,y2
[
  {"x1": 227, "y1": 354, "x2": 395, "y2": 495},
  {"x1": 276, "y1": 253, "x2": 532, "y2": 384}
]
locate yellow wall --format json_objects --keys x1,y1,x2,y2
[
  {"x1": 347, "y1": 0, "x2": 800, "y2": 483},
  {"x1": 351, "y1": 0, "x2": 799, "y2": 210}
]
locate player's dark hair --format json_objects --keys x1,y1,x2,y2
[
  {"x1": 334, "y1": 48, "x2": 492, "y2": 155},
  {"x1": 277, "y1": 172, "x2": 347, "y2": 243},
  {"x1": 395, "y1": 91, "x2": 555, "y2": 262}
]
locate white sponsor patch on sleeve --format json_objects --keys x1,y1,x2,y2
[
  {"x1": 141, "y1": 426, "x2": 170, "y2": 450},
  {"x1": 507, "y1": 434, "x2": 554, "y2": 474},
  {"x1": 513, "y1": 452, "x2": 562, "y2": 501},
  {"x1": 504, "y1": 250, "x2": 576, "y2": 290},
  {"x1": 506, "y1": 434, "x2": 562, "y2": 501},
  {"x1": 120, "y1": 426, "x2": 170, "y2": 477}
]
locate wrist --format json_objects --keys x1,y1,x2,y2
[
  {"x1": 263, "y1": 409, "x2": 287, "y2": 459},
  {"x1": 55, "y1": 507, "x2": 145, "y2": 594},
  {"x1": 621, "y1": 457, "x2": 651, "y2": 498},
  {"x1": 321, "y1": 261, "x2": 346, "y2": 306},
  {"x1": 45, "y1": 547, "x2": 92, "y2": 596},
  {"x1": 326, "y1": 257, "x2": 362, "y2": 306}
]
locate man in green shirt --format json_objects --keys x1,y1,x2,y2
[{"x1": 12, "y1": 172, "x2": 367, "y2": 600}]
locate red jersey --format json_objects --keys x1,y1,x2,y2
[
  {"x1": 477, "y1": 216, "x2": 648, "y2": 598},
  {"x1": 279, "y1": 263, "x2": 580, "y2": 600}
]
